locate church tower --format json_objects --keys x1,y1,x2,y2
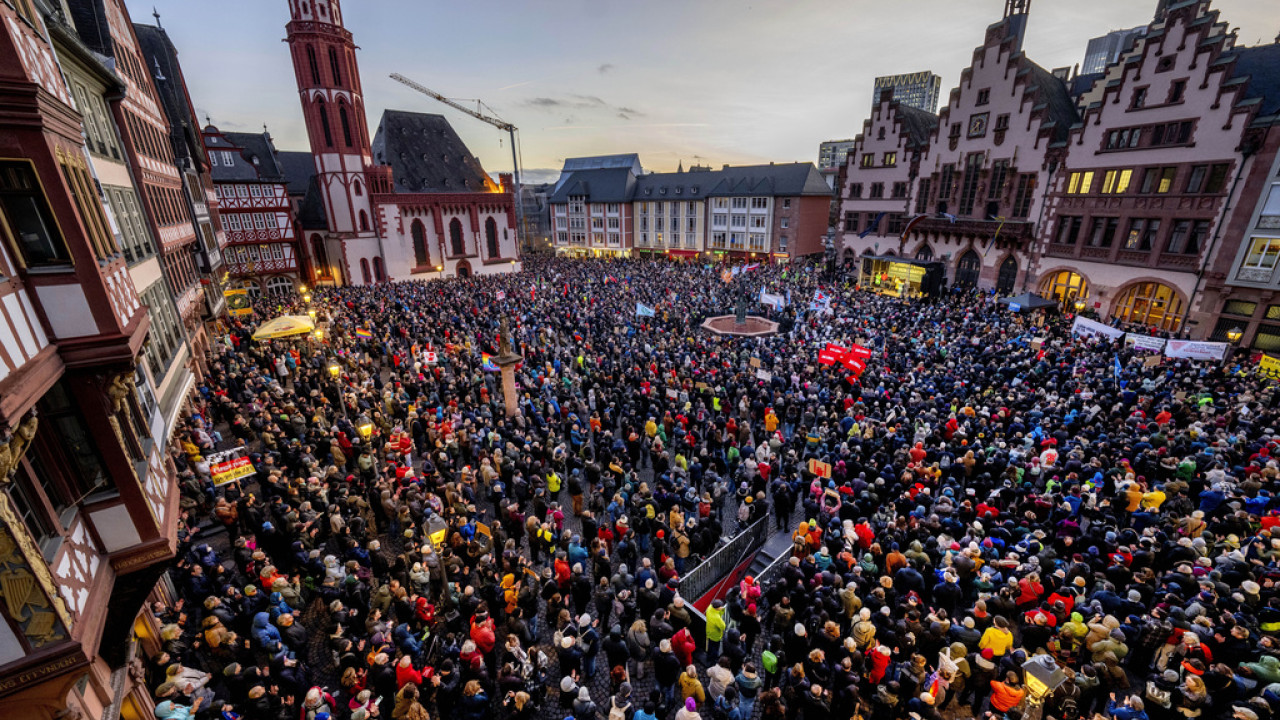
[{"x1": 285, "y1": 0, "x2": 384, "y2": 284}]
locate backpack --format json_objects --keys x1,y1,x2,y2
[
  {"x1": 1057, "y1": 688, "x2": 1081, "y2": 720},
  {"x1": 609, "y1": 698, "x2": 629, "y2": 720}
]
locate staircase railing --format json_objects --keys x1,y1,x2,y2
[{"x1": 679, "y1": 516, "x2": 770, "y2": 603}]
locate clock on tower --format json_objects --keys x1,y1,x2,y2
[{"x1": 968, "y1": 112, "x2": 990, "y2": 139}]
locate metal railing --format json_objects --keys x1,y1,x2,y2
[{"x1": 679, "y1": 516, "x2": 770, "y2": 603}]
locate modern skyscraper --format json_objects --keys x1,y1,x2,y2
[
  {"x1": 872, "y1": 71, "x2": 943, "y2": 114},
  {"x1": 818, "y1": 140, "x2": 857, "y2": 170},
  {"x1": 1081, "y1": 26, "x2": 1146, "y2": 74}
]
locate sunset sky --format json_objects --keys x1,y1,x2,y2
[{"x1": 128, "y1": 0, "x2": 1279, "y2": 183}]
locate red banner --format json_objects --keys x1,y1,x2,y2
[{"x1": 847, "y1": 344, "x2": 872, "y2": 360}]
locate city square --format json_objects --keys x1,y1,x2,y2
[{"x1": 0, "y1": 2, "x2": 1279, "y2": 720}]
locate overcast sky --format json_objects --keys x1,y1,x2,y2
[{"x1": 128, "y1": 0, "x2": 1278, "y2": 183}]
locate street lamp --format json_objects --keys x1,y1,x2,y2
[
  {"x1": 313, "y1": 329, "x2": 323, "y2": 340},
  {"x1": 1227, "y1": 327, "x2": 1244, "y2": 344},
  {"x1": 1022, "y1": 656, "x2": 1067, "y2": 720},
  {"x1": 1073, "y1": 299, "x2": 1085, "y2": 313},
  {"x1": 356, "y1": 413, "x2": 374, "y2": 440},
  {"x1": 307, "y1": 309, "x2": 317, "y2": 320},
  {"x1": 328, "y1": 362, "x2": 341, "y2": 378},
  {"x1": 426, "y1": 512, "x2": 449, "y2": 548}
]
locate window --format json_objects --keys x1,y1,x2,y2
[
  {"x1": 253, "y1": 213, "x2": 266, "y2": 230},
  {"x1": 995, "y1": 114, "x2": 1010, "y2": 132},
  {"x1": 783, "y1": 199, "x2": 791, "y2": 209},
  {"x1": 1261, "y1": 185, "x2": 1280, "y2": 229},
  {"x1": 1132, "y1": 87, "x2": 1148, "y2": 109},
  {"x1": 751, "y1": 197, "x2": 768, "y2": 209},
  {"x1": 1140, "y1": 167, "x2": 1178, "y2": 194},
  {"x1": 750, "y1": 216, "x2": 766, "y2": 229},
  {"x1": 949, "y1": 123, "x2": 962, "y2": 139},
  {"x1": 780, "y1": 217, "x2": 789, "y2": 229},
  {"x1": 848, "y1": 183, "x2": 863, "y2": 199},
  {"x1": 1067, "y1": 171, "x2": 1094, "y2": 195},
  {"x1": 892, "y1": 182, "x2": 908, "y2": 199},
  {"x1": 59, "y1": 150, "x2": 118, "y2": 261},
  {"x1": 730, "y1": 215, "x2": 746, "y2": 229},
  {"x1": 869, "y1": 183, "x2": 884, "y2": 199},
  {"x1": 1112, "y1": 281, "x2": 1183, "y2": 332},
  {"x1": 958, "y1": 153, "x2": 983, "y2": 216},
  {"x1": 1151, "y1": 121, "x2": 1192, "y2": 147},
  {"x1": 954, "y1": 250, "x2": 981, "y2": 287},
  {"x1": 1169, "y1": 79, "x2": 1187, "y2": 104},
  {"x1": 329, "y1": 47, "x2": 343, "y2": 86},
  {"x1": 940, "y1": 164, "x2": 956, "y2": 199},
  {"x1": 209, "y1": 153, "x2": 218, "y2": 167},
  {"x1": 485, "y1": 217, "x2": 500, "y2": 258},
  {"x1": 1186, "y1": 165, "x2": 1208, "y2": 194},
  {"x1": 861, "y1": 153, "x2": 875, "y2": 168},
  {"x1": 1223, "y1": 299, "x2": 1259, "y2": 317},
  {"x1": 843, "y1": 212, "x2": 856, "y2": 232},
  {"x1": 915, "y1": 178, "x2": 932, "y2": 214},
  {"x1": 686, "y1": 217, "x2": 695, "y2": 232},
  {"x1": 1123, "y1": 218, "x2": 1160, "y2": 251},
  {"x1": 996, "y1": 256, "x2": 1018, "y2": 295},
  {"x1": 358, "y1": 210, "x2": 369, "y2": 232},
  {"x1": 1088, "y1": 217, "x2": 1119, "y2": 247},
  {"x1": 988, "y1": 160, "x2": 1009, "y2": 201},
  {"x1": 1012, "y1": 174, "x2": 1035, "y2": 218},
  {"x1": 221, "y1": 151, "x2": 234, "y2": 166},
  {"x1": 339, "y1": 104, "x2": 354, "y2": 147},
  {"x1": 713, "y1": 198, "x2": 728, "y2": 209},
  {"x1": 317, "y1": 99, "x2": 333, "y2": 147},
  {"x1": 411, "y1": 219, "x2": 429, "y2": 267},
  {"x1": 886, "y1": 213, "x2": 907, "y2": 235},
  {"x1": 732, "y1": 198, "x2": 748, "y2": 209},
  {"x1": 449, "y1": 218, "x2": 464, "y2": 256},
  {"x1": 1055, "y1": 216, "x2": 1083, "y2": 245},
  {"x1": 976, "y1": 88, "x2": 991, "y2": 106},
  {"x1": 307, "y1": 45, "x2": 321, "y2": 85},
  {"x1": 883, "y1": 152, "x2": 897, "y2": 167},
  {"x1": 654, "y1": 217, "x2": 663, "y2": 232},
  {"x1": 1105, "y1": 128, "x2": 1143, "y2": 150},
  {"x1": 1100, "y1": 169, "x2": 1132, "y2": 194},
  {"x1": 916, "y1": 244, "x2": 933, "y2": 261},
  {"x1": 1203, "y1": 164, "x2": 1230, "y2": 194}
]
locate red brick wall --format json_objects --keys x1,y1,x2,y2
[{"x1": 783, "y1": 195, "x2": 832, "y2": 258}]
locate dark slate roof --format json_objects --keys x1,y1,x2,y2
[
  {"x1": 222, "y1": 132, "x2": 286, "y2": 181},
  {"x1": 1069, "y1": 72, "x2": 1105, "y2": 100},
  {"x1": 1228, "y1": 43, "x2": 1280, "y2": 119},
  {"x1": 562, "y1": 155, "x2": 643, "y2": 172},
  {"x1": 298, "y1": 178, "x2": 329, "y2": 230},
  {"x1": 65, "y1": 0, "x2": 112, "y2": 57},
  {"x1": 134, "y1": 24, "x2": 202, "y2": 163},
  {"x1": 548, "y1": 168, "x2": 637, "y2": 203},
  {"x1": 633, "y1": 171, "x2": 712, "y2": 201},
  {"x1": 371, "y1": 110, "x2": 493, "y2": 194},
  {"x1": 896, "y1": 104, "x2": 939, "y2": 149},
  {"x1": 1023, "y1": 59, "x2": 1080, "y2": 144},
  {"x1": 277, "y1": 151, "x2": 318, "y2": 196},
  {"x1": 700, "y1": 163, "x2": 831, "y2": 198}
]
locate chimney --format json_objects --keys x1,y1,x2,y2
[{"x1": 723, "y1": 164, "x2": 730, "y2": 170}]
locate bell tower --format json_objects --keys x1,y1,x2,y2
[{"x1": 285, "y1": 0, "x2": 384, "y2": 284}]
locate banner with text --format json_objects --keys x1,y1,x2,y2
[
  {"x1": 1124, "y1": 334, "x2": 1167, "y2": 352},
  {"x1": 1071, "y1": 316, "x2": 1125, "y2": 340},
  {"x1": 1165, "y1": 339, "x2": 1230, "y2": 362}
]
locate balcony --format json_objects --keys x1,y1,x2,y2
[
  {"x1": 1043, "y1": 243, "x2": 1077, "y2": 259},
  {"x1": 908, "y1": 216, "x2": 1035, "y2": 243},
  {"x1": 223, "y1": 256, "x2": 299, "y2": 276}
]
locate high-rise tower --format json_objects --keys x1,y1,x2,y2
[{"x1": 284, "y1": 0, "x2": 384, "y2": 283}]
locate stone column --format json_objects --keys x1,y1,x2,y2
[{"x1": 498, "y1": 360, "x2": 519, "y2": 418}]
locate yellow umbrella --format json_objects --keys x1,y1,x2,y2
[{"x1": 251, "y1": 314, "x2": 316, "y2": 341}]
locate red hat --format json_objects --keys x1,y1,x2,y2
[{"x1": 981, "y1": 648, "x2": 995, "y2": 660}]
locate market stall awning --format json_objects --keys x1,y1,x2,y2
[
  {"x1": 998, "y1": 292, "x2": 1058, "y2": 312},
  {"x1": 251, "y1": 314, "x2": 316, "y2": 341}
]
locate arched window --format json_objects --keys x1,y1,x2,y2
[
  {"x1": 329, "y1": 47, "x2": 342, "y2": 87},
  {"x1": 306, "y1": 45, "x2": 320, "y2": 85},
  {"x1": 317, "y1": 98, "x2": 333, "y2": 147},
  {"x1": 954, "y1": 250, "x2": 981, "y2": 288},
  {"x1": 360, "y1": 258, "x2": 371, "y2": 285},
  {"x1": 265, "y1": 276, "x2": 294, "y2": 296},
  {"x1": 358, "y1": 210, "x2": 369, "y2": 232},
  {"x1": 449, "y1": 218, "x2": 465, "y2": 256},
  {"x1": 485, "y1": 217, "x2": 500, "y2": 258},
  {"x1": 233, "y1": 279, "x2": 262, "y2": 299},
  {"x1": 1039, "y1": 270, "x2": 1089, "y2": 308},
  {"x1": 1113, "y1": 281, "x2": 1184, "y2": 332},
  {"x1": 339, "y1": 104, "x2": 353, "y2": 147},
  {"x1": 915, "y1": 243, "x2": 933, "y2": 261},
  {"x1": 373, "y1": 257, "x2": 385, "y2": 282},
  {"x1": 311, "y1": 233, "x2": 330, "y2": 277},
  {"x1": 996, "y1": 256, "x2": 1018, "y2": 295},
  {"x1": 353, "y1": 180, "x2": 362, "y2": 196},
  {"x1": 411, "y1": 219, "x2": 429, "y2": 267}
]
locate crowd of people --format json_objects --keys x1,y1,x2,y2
[{"x1": 153, "y1": 256, "x2": 1280, "y2": 720}]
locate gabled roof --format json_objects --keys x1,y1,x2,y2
[
  {"x1": 1022, "y1": 59, "x2": 1080, "y2": 144},
  {"x1": 634, "y1": 171, "x2": 708, "y2": 201},
  {"x1": 700, "y1": 163, "x2": 831, "y2": 197},
  {"x1": 896, "y1": 104, "x2": 940, "y2": 149},
  {"x1": 204, "y1": 129, "x2": 286, "y2": 182},
  {"x1": 298, "y1": 178, "x2": 328, "y2": 230},
  {"x1": 371, "y1": 110, "x2": 494, "y2": 194},
  {"x1": 134, "y1": 24, "x2": 202, "y2": 163},
  {"x1": 548, "y1": 168, "x2": 637, "y2": 203},
  {"x1": 277, "y1": 151, "x2": 318, "y2": 196},
  {"x1": 1227, "y1": 43, "x2": 1280, "y2": 120}
]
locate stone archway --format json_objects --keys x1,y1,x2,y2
[{"x1": 455, "y1": 259, "x2": 472, "y2": 278}]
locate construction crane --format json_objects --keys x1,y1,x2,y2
[{"x1": 390, "y1": 73, "x2": 525, "y2": 250}]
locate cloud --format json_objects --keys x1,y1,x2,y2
[
  {"x1": 523, "y1": 94, "x2": 644, "y2": 120},
  {"x1": 498, "y1": 80, "x2": 532, "y2": 91},
  {"x1": 598, "y1": 63, "x2": 615, "y2": 74}
]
